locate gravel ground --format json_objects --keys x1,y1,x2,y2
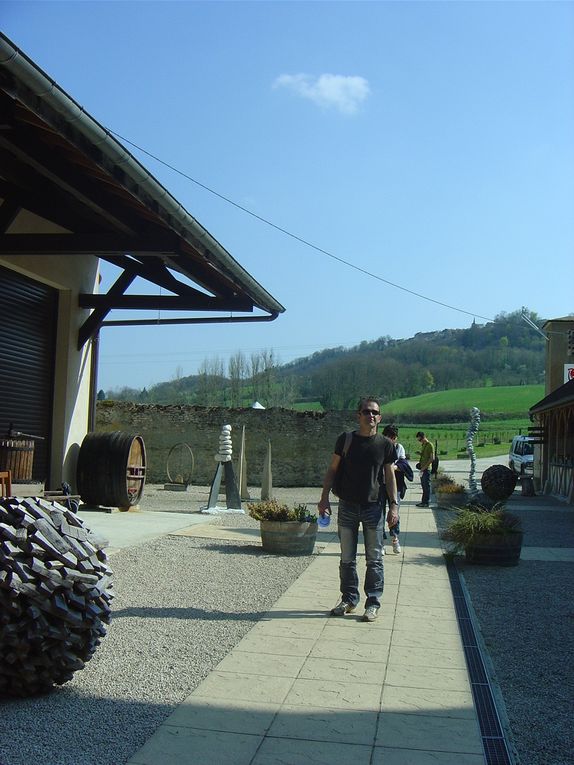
[
  {"x1": 2, "y1": 475, "x2": 573, "y2": 765},
  {"x1": 434, "y1": 491, "x2": 574, "y2": 765},
  {"x1": 0, "y1": 495, "x2": 320, "y2": 765}
]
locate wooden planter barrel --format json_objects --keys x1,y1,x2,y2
[
  {"x1": 77, "y1": 431, "x2": 146, "y2": 508},
  {"x1": 465, "y1": 532, "x2": 523, "y2": 566},
  {"x1": 0, "y1": 439, "x2": 34, "y2": 481},
  {"x1": 260, "y1": 520, "x2": 317, "y2": 555},
  {"x1": 435, "y1": 491, "x2": 467, "y2": 509}
]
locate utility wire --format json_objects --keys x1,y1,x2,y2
[
  {"x1": 109, "y1": 128, "x2": 496, "y2": 323},
  {"x1": 108, "y1": 128, "x2": 565, "y2": 335}
]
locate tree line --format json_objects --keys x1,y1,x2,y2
[{"x1": 102, "y1": 308, "x2": 547, "y2": 408}]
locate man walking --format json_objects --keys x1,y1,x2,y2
[
  {"x1": 318, "y1": 397, "x2": 398, "y2": 622},
  {"x1": 415, "y1": 431, "x2": 434, "y2": 507}
]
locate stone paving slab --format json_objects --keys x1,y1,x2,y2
[{"x1": 126, "y1": 495, "x2": 485, "y2": 765}]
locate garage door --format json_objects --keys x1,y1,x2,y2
[{"x1": 0, "y1": 264, "x2": 57, "y2": 482}]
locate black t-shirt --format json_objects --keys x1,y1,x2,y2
[{"x1": 334, "y1": 431, "x2": 396, "y2": 504}]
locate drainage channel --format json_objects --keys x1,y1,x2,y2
[{"x1": 446, "y1": 559, "x2": 515, "y2": 765}]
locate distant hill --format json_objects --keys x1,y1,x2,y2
[
  {"x1": 104, "y1": 308, "x2": 546, "y2": 408},
  {"x1": 278, "y1": 308, "x2": 545, "y2": 409}
]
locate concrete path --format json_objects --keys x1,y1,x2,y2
[
  {"x1": 123, "y1": 488, "x2": 486, "y2": 765},
  {"x1": 15, "y1": 454, "x2": 570, "y2": 763},
  {"x1": 76, "y1": 508, "x2": 211, "y2": 554}
]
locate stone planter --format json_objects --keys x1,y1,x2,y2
[
  {"x1": 259, "y1": 520, "x2": 317, "y2": 555},
  {"x1": 465, "y1": 532, "x2": 523, "y2": 566}
]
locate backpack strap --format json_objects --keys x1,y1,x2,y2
[{"x1": 342, "y1": 431, "x2": 354, "y2": 457}]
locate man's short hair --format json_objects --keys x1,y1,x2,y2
[
  {"x1": 357, "y1": 396, "x2": 381, "y2": 412},
  {"x1": 416, "y1": 431, "x2": 425, "y2": 438},
  {"x1": 383, "y1": 424, "x2": 399, "y2": 438}
]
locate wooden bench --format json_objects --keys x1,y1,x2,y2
[{"x1": 43, "y1": 490, "x2": 82, "y2": 509}]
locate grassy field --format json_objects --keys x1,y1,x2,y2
[
  {"x1": 290, "y1": 385, "x2": 540, "y2": 461},
  {"x1": 379, "y1": 384, "x2": 544, "y2": 418},
  {"x1": 391, "y1": 423, "x2": 526, "y2": 462}
]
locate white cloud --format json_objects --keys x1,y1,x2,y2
[{"x1": 273, "y1": 73, "x2": 370, "y2": 115}]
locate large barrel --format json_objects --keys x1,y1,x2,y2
[
  {"x1": 0, "y1": 439, "x2": 35, "y2": 481},
  {"x1": 76, "y1": 431, "x2": 146, "y2": 507}
]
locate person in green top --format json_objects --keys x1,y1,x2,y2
[{"x1": 415, "y1": 431, "x2": 434, "y2": 507}]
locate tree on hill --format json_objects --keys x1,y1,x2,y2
[{"x1": 104, "y1": 309, "x2": 545, "y2": 407}]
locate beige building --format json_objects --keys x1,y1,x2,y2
[
  {"x1": 0, "y1": 33, "x2": 284, "y2": 492},
  {"x1": 529, "y1": 317, "x2": 574, "y2": 503}
]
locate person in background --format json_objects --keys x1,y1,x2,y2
[
  {"x1": 318, "y1": 397, "x2": 398, "y2": 622},
  {"x1": 381, "y1": 424, "x2": 408, "y2": 554},
  {"x1": 415, "y1": 431, "x2": 434, "y2": 507}
]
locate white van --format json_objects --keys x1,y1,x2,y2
[{"x1": 508, "y1": 436, "x2": 534, "y2": 477}]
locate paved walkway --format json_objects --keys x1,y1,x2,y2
[{"x1": 123, "y1": 491, "x2": 486, "y2": 765}]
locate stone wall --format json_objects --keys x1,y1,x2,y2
[{"x1": 95, "y1": 401, "x2": 358, "y2": 487}]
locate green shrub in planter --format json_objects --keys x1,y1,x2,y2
[
  {"x1": 247, "y1": 499, "x2": 318, "y2": 555},
  {"x1": 441, "y1": 504, "x2": 522, "y2": 566},
  {"x1": 432, "y1": 472, "x2": 456, "y2": 489},
  {"x1": 247, "y1": 499, "x2": 317, "y2": 523},
  {"x1": 436, "y1": 482, "x2": 466, "y2": 494},
  {"x1": 435, "y1": 481, "x2": 467, "y2": 508}
]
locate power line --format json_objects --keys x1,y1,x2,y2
[
  {"x1": 108, "y1": 128, "x2": 497, "y2": 323},
  {"x1": 107, "y1": 128, "x2": 567, "y2": 336}
]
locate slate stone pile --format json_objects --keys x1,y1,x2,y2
[
  {"x1": 0, "y1": 496, "x2": 113, "y2": 697},
  {"x1": 480, "y1": 464, "x2": 518, "y2": 501}
]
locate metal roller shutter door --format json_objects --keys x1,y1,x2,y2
[{"x1": 0, "y1": 264, "x2": 57, "y2": 482}]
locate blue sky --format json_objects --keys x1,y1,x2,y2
[{"x1": 3, "y1": 1, "x2": 573, "y2": 391}]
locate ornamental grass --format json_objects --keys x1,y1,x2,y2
[{"x1": 247, "y1": 499, "x2": 317, "y2": 523}]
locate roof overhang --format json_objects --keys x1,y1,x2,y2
[
  {"x1": 0, "y1": 32, "x2": 285, "y2": 349},
  {"x1": 530, "y1": 379, "x2": 574, "y2": 416}
]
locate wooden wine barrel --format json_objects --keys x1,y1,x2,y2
[
  {"x1": 0, "y1": 439, "x2": 35, "y2": 481},
  {"x1": 77, "y1": 431, "x2": 146, "y2": 507},
  {"x1": 259, "y1": 520, "x2": 317, "y2": 555}
]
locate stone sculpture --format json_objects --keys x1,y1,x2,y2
[
  {"x1": 203, "y1": 424, "x2": 243, "y2": 513},
  {"x1": 0, "y1": 496, "x2": 113, "y2": 697},
  {"x1": 466, "y1": 407, "x2": 481, "y2": 498}
]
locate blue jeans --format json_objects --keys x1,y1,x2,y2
[
  {"x1": 379, "y1": 485, "x2": 400, "y2": 539},
  {"x1": 337, "y1": 500, "x2": 385, "y2": 608},
  {"x1": 420, "y1": 469, "x2": 431, "y2": 504}
]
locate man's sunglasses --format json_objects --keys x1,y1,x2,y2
[{"x1": 361, "y1": 408, "x2": 380, "y2": 416}]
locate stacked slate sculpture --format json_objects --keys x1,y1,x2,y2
[
  {"x1": 466, "y1": 407, "x2": 481, "y2": 499},
  {"x1": 481, "y1": 465, "x2": 517, "y2": 501},
  {"x1": 0, "y1": 496, "x2": 113, "y2": 697}
]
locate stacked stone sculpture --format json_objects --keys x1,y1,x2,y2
[
  {"x1": 217, "y1": 425, "x2": 233, "y2": 464},
  {"x1": 0, "y1": 496, "x2": 113, "y2": 697},
  {"x1": 481, "y1": 465, "x2": 517, "y2": 501},
  {"x1": 203, "y1": 424, "x2": 242, "y2": 512},
  {"x1": 466, "y1": 407, "x2": 481, "y2": 498}
]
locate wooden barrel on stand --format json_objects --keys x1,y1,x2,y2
[
  {"x1": 77, "y1": 431, "x2": 146, "y2": 507},
  {"x1": 0, "y1": 439, "x2": 35, "y2": 481}
]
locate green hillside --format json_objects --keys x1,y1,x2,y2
[
  {"x1": 380, "y1": 384, "x2": 544, "y2": 420},
  {"x1": 105, "y1": 309, "x2": 546, "y2": 409}
]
